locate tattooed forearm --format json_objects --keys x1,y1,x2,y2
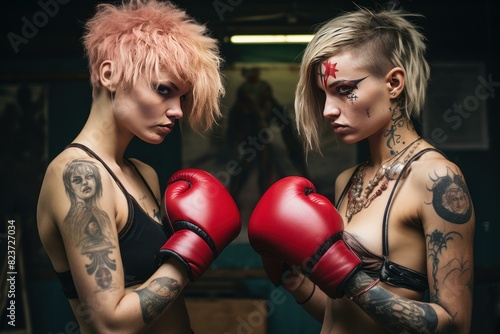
[
  {"x1": 426, "y1": 167, "x2": 472, "y2": 224},
  {"x1": 63, "y1": 159, "x2": 117, "y2": 291},
  {"x1": 349, "y1": 272, "x2": 438, "y2": 333},
  {"x1": 135, "y1": 277, "x2": 181, "y2": 324},
  {"x1": 364, "y1": 291, "x2": 438, "y2": 333}
]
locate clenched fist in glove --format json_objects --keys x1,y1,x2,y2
[
  {"x1": 248, "y1": 176, "x2": 361, "y2": 298},
  {"x1": 158, "y1": 169, "x2": 241, "y2": 281}
]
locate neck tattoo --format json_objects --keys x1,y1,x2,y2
[{"x1": 346, "y1": 137, "x2": 422, "y2": 223}]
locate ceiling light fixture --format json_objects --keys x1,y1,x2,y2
[{"x1": 229, "y1": 34, "x2": 314, "y2": 44}]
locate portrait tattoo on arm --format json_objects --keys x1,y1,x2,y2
[
  {"x1": 63, "y1": 159, "x2": 117, "y2": 291},
  {"x1": 427, "y1": 166, "x2": 472, "y2": 224},
  {"x1": 425, "y1": 168, "x2": 473, "y2": 303},
  {"x1": 135, "y1": 277, "x2": 181, "y2": 324}
]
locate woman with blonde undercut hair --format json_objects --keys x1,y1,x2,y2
[
  {"x1": 36, "y1": 1, "x2": 231, "y2": 333},
  {"x1": 252, "y1": 6, "x2": 475, "y2": 334}
]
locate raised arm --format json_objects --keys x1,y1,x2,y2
[
  {"x1": 345, "y1": 159, "x2": 475, "y2": 333},
  {"x1": 46, "y1": 158, "x2": 187, "y2": 333},
  {"x1": 41, "y1": 161, "x2": 242, "y2": 332}
]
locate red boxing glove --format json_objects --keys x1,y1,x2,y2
[
  {"x1": 261, "y1": 255, "x2": 288, "y2": 286},
  {"x1": 262, "y1": 256, "x2": 304, "y2": 290},
  {"x1": 248, "y1": 176, "x2": 361, "y2": 298},
  {"x1": 159, "y1": 169, "x2": 241, "y2": 281}
]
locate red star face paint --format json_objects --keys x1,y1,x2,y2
[{"x1": 321, "y1": 61, "x2": 340, "y2": 87}]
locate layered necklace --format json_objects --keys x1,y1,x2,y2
[{"x1": 346, "y1": 137, "x2": 422, "y2": 223}]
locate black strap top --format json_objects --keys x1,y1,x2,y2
[
  {"x1": 56, "y1": 143, "x2": 172, "y2": 298},
  {"x1": 337, "y1": 148, "x2": 445, "y2": 292}
]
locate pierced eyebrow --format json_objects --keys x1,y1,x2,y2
[{"x1": 328, "y1": 76, "x2": 369, "y2": 88}]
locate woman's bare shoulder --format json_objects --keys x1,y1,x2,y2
[
  {"x1": 38, "y1": 148, "x2": 115, "y2": 220},
  {"x1": 408, "y1": 148, "x2": 462, "y2": 184}
]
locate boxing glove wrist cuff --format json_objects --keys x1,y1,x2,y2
[
  {"x1": 173, "y1": 220, "x2": 218, "y2": 258},
  {"x1": 157, "y1": 249, "x2": 193, "y2": 280},
  {"x1": 303, "y1": 233, "x2": 343, "y2": 275},
  {"x1": 158, "y1": 230, "x2": 215, "y2": 281},
  {"x1": 308, "y1": 240, "x2": 361, "y2": 298}
]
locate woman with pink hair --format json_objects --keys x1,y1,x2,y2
[{"x1": 37, "y1": 1, "x2": 225, "y2": 332}]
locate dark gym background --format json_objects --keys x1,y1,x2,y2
[{"x1": 1, "y1": 0, "x2": 499, "y2": 333}]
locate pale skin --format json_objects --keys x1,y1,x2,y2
[
  {"x1": 283, "y1": 52, "x2": 474, "y2": 333},
  {"x1": 37, "y1": 60, "x2": 195, "y2": 333}
]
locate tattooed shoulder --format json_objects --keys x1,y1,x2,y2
[
  {"x1": 62, "y1": 158, "x2": 118, "y2": 291},
  {"x1": 62, "y1": 159, "x2": 111, "y2": 235},
  {"x1": 425, "y1": 162, "x2": 472, "y2": 224}
]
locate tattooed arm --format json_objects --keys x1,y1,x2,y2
[
  {"x1": 344, "y1": 158, "x2": 475, "y2": 333},
  {"x1": 420, "y1": 159, "x2": 474, "y2": 332},
  {"x1": 44, "y1": 157, "x2": 188, "y2": 333}
]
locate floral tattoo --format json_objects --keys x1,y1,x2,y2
[{"x1": 426, "y1": 229, "x2": 472, "y2": 303}]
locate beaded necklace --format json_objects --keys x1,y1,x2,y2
[{"x1": 346, "y1": 137, "x2": 422, "y2": 223}]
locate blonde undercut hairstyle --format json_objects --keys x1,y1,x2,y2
[
  {"x1": 295, "y1": 7, "x2": 430, "y2": 152},
  {"x1": 83, "y1": 0, "x2": 225, "y2": 132}
]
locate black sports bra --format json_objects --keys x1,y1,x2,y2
[
  {"x1": 56, "y1": 143, "x2": 172, "y2": 299},
  {"x1": 337, "y1": 148, "x2": 445, "y2": 292}
]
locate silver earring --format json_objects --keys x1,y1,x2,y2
[{"x1": 391, "y1": 93, "x2": 396, "y2": 97}]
